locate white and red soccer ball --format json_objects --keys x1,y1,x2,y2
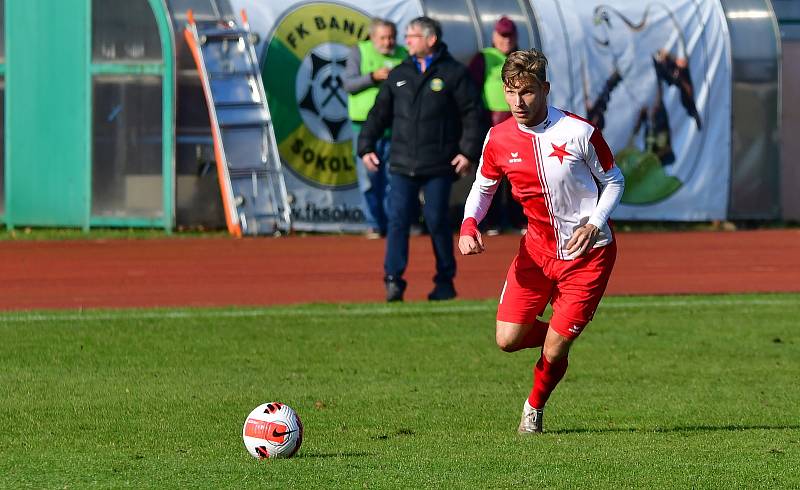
[{"x1": 242, "y1": 402, "x2": 303, "y2": 459}]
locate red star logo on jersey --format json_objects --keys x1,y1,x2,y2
[{"x1": 549, "y1": 142, "x2": 573, "y2": 164}]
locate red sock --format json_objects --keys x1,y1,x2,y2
[{"x1": 528, "y1": 355, "x2": 569, "y2": 409}]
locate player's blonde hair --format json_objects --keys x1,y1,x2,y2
[{"x1": 502, "y1": 49, "x2": 548, "y2": 88}]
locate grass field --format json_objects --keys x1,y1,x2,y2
[{"x1": 1, "y1": 294, "x2": 798, "y2": 488}]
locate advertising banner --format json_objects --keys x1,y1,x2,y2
[
  {"x1": 236, "y1": 0, "x2": 732, "y2": 226},
  {"x1": 232, "y1": 0, "x2": 422, "y2": 231},
  {"x1": 536, "y1": 0, "x2": 731, "y2": 220}
]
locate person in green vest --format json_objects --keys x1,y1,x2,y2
[
  {"x1": 344, "y1": 18, "x2": 408, "y2": 239},
  {"x1": 467, "y1": 16, "x2": 526, "y2": 236}
]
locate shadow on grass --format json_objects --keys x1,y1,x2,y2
[
  {"x1": 296, "y1": 452, "x2": 373, "y2": 459},
  {"x1": 550, "y1": 424, "x2": 800, "y2": 435}
]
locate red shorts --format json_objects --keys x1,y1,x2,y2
[{"x1": 497, "y1": 238, "x2": 617, "y2": 340}]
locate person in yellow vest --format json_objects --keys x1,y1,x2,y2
[
  {"x1": 467, "y1": 16, "x2": 526, "y2": 236},
  {"x1": 344, "y1": 18, "x2": 408, "y2": 239}
]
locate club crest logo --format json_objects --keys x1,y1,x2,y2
[
  {"x1": 429, "y1": 77, "x2": 444, "y2": 92},
  {"x1": 262, "y1": 3, "x2": 371, "y2": 189}
]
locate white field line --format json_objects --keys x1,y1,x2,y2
[{"x1": 0, "y1": 297, "x2": 797, "y2": 324}]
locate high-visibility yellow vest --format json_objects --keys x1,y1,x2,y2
[
  {"x1": 481, "y1": 47, "x2": 508, "y2": 112},
  {"x1": 347, "y1": 41, "x2": 407, "y2": 122}
]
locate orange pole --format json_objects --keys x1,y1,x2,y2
[{"x1": 183, "y1": 27, "x2": 243, "y2": 238}]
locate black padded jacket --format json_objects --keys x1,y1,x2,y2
[{"x1": 357, "y1": 44, "x2": 484, "y2": 177}]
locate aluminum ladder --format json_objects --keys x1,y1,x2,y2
[{"x1": 184, "y1": 9, "x2": 292, "y2": 236}]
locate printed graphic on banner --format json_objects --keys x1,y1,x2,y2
[
  {"x1": 261, "y1": 3, "x2": 371, "y2": 189},
  {"x1": 581, "y1": 3, "x2": 707, "y2": 205},
  {"x1": 534, "y1": 0, "x2": 730, "y2": 220}
]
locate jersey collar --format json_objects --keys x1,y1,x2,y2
[{"x1": 517, "y1": 106, "x2": 559, "y2": 134}]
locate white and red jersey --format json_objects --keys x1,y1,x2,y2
[{"x1": 462, "y1": 106, "x2": 625, "y2": 260}]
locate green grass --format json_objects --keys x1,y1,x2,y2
[{"x1": 1, "y1": 295, "x2": 798, "y2": 488}]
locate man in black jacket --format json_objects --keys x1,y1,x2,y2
[{"x1": 358, "y1": 16, "x2": 484, "y2": 302}]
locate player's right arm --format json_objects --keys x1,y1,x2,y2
[{"x1": 459, "y1": 131, "x2": 501, "y2": 255}]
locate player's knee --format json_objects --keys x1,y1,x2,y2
[
  {"x1": 495, "y1": 326, "x2": 520, "y2": 352},
  {"x1": 542, "y1": 340, "x2": 571, "y2": 362},
  {"x1": 496, "y1": 338, "x2": 518, "y2": 352}
]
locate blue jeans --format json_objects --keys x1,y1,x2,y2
[
  {"x1": 352, "y1": 123, "x2": 390, "y2": 234},
  {"x1": 385, "y1": 173, "x2": 456, "y2": 285}
]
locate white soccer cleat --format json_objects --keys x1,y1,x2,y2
[{"x1": 518, "y1": 400, "x2": 543, "y2": 434}]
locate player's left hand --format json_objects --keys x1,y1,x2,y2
[
  {"x1": 566, "y1": 224, "x2": 599, "y2": 258},
  {"x1": 451, "y1": 154, "x2": 471, "y2": 177},
  {"x1": 458, "y1": 232, "x2": 485, "y2": 255}
]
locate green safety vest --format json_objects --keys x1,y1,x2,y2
[
  {"x1": 481, "y1": 47, "x2": 508, "y2": 112},
  {"x1": 347, "y1": 41, "x2": 407, "y2": 122}
]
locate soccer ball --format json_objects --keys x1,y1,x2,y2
[{"x1": 242, "y1": 402, "x2": 304, "y2": 459}]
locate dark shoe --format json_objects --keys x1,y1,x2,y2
[
  {"x1": 427, "y1": 282, "x2": 456, "y2": 301},
  {"x1": 385, "y1": 276, "x2": 407, "y2": 302}
]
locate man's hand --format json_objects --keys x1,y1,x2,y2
[
  {"x1": 362, "y1": 152, "x2": 380, "y2": 172},
  {"x1": 458, "y1": 232, "x2": 485, "y2": 255},
  {"x1": 372, "y1": 67, "x2": 391, "y2": 82},
  {"x1": 566, "y1": 224, "x2": 599, "y2": 258},
  {"x1": 451, "y1": 154, "x2": 471, "y2": 177}
]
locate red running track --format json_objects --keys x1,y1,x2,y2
[{"x1": 0, "y1": 229, "x2": 798, "y2": 310}]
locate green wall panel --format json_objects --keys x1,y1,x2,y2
[{"x1": 5, "y1": 0, "x2": 90, "y2": 228}]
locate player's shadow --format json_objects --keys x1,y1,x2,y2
[
  {"x1": 296, "y1": 451, "x2": 373, "y2": 459},
  {"x1": 549, "y1": 423, "x2": 800, "y2": 435}
]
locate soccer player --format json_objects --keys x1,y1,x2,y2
[{"x1": 458, "y1": 49, "x2": 624, "y2": 433}]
